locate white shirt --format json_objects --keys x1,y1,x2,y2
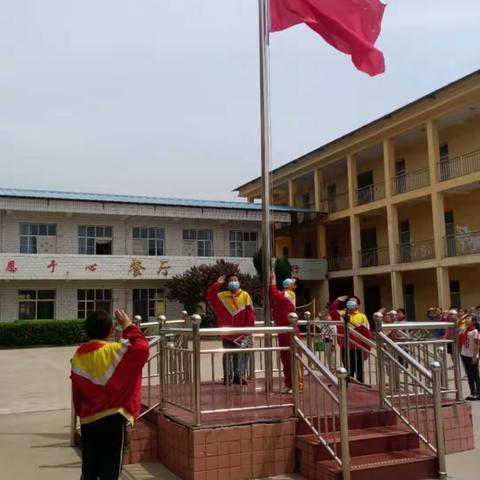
[{"x1": 461, "y1": 329, "x2": 479, "y2": 358}]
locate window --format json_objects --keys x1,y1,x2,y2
[
  {"x1": 302, "y1": 193, "x2": 311, "y2": 209},
  {"x1": 450, "y1": 280, "x2": 461, "y2": 309},
  {"x1": 132, "y1": 289, "x2": 166, "y2": 321},
  {"x1": 77, "y1": 289, "x2": 112, "y2": 319},
  {"x1": 229, "y1": 231, "x2": 257, "y2": 257},
  {"x1": 78, "y1": 226, "x2": 113, "y2": 255},
  {"x1": 20, "y1": 223, "x2": 57, "y2": 253},
  {"x1": 18, "y1": 290, "x2": 55, "y2": 320},
  {"x1": 439, "y1": 143, "x2": 450, "y2": 181},
  {"x1": 132, "y1": 227, "x2": 165, "y2": 256},
  {"x1": 182, "y1": 229, "x2": 213, "y2": 256}
]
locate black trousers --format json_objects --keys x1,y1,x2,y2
[
  {"x1": 81, "y1": 414, "x2": 126, "y2": 480},
  {"x1": 342, "y1": 349, "x2": 364, "y2": 383},
  {"x1": 461, "y1": 355, "x2": 480, "y2": 397}
]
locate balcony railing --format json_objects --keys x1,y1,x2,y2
[
  {"x1": 392, "y1": 168, "x2": 430, "y2": 195},
  {"x1": 356, "y1": 182, "x2": 385, "y2": 206},
  {"x1": 398, "y1": 240, "x2": 435, "y2": 263},
  {"x1": 321, "y1": 192, "x2": 349, "y2": 214},
  {"x1": 327, "y1": 255, "x2": 352, "y2": 271},
  {"x1": 359, "y1": 246, "x2": 390, "y2": 267},
  {"x1": 437, "y1": 149, "x2": 480, "y2": 181},
  {"x1": 444, "y1": 231, "x2": 480, "y2": 257}
]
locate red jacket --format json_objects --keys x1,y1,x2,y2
[
  {"x1": 70, "y1": 324, "x2": 150, "y2": 425},
  {"x1": 270, "y1": 285, "x2": 296, "y2": 327},
  {"x1": 208, "y1": 282, "x2": 255, "y2": 340}
]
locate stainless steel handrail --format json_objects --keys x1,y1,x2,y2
[{"x1": 382, "y1": 321, "x2": 454, "y2": 330}]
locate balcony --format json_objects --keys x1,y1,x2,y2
[
  {"x1": 392, "y1": 168, "x2": 430, "y2": 195},
  {"x1": 444, "y1": 231, "x2": 480, "y2": 257},
  {"x1": 321, "y1": 192, "x2": 349, "y2": 214},
  {"x1": 0, "y1": 253, "x2": 327, "y2": 281},
  {"x1": 356, "y1": 182, "x2": 385, "y2": 206},
  {"x1": 327, "y1": 255, "x2": 352, "y2": 271},
  {"x1": 437, "y1": 149, "x2": 480, "y2": 181},
  {"x1": 398, "y1": 240, "x2": 435, "y2": 263},
  {"x1": 359, "y1": 246, "x2": 390, "y2": 267}
]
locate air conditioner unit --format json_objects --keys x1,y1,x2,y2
[{"x1": 37, "y1": 236, "x2": 57, "y2": 253}]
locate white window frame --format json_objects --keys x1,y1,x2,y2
[
  {"x1": 182, "y1": 229, "x2": 214, "y2": 257},
  {"x1": 18, "y1": 290, "x2": 56, "y2": 320},
  {"x1": 19, "y1": 223, "x2": 57, "y2": 254},
  {"x1": 132, "y1": 227, "x2": 165, "y2": 256},
  {"x1": 77, "y1": 289, "x2": 113, "y2": 319},
  {"x1": 229, "y1": 230, "x2": 258, "y2": 257},
  {"x1": 78, "y1": 225, "x2": 113, "y2": 255}
]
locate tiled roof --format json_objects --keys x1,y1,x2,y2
[{"x1": 0, "y1": 187, "x2": 312, "y2": 212}]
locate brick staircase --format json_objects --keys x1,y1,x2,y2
[{"x1": 296, "y1": 409, "x2": 439, "y2": 480}]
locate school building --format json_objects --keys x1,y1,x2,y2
[
  {"x1": 0, "y1": 189, "x2": 326, "y2": 321},
  {"x1": 236, "y1": 69, "x2": 480, "y2": 320}
]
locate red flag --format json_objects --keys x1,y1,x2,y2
[{"x1": 270, "y1": 0, "x2": 386, "y2": 76}]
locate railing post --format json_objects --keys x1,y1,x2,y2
[
  {"x1": 451, "y1": 317, "x2": 463, "y2": 401},
  {"x1": 181, "y1": 311, "x2": 191, "y2": 381},
  {"x1": 436, "y1": 346, "x2": 448, "y2": 389},
  {"x1": 289, "y1": 313, "x2": 299, "y2": 415},
  {"x1": 374, "y1": 312, "x2": 385, "y2": 408},
  {"x1": 431, "y1": 361, "x2": 447, "y2": 479},
  {"x1": 158, "y1": 315, "x2": 167, "y2": 411},
  {"x1": 191, "y1": 314, "x2": 202, "y2": 426},
  {"x1": 133, "y1": 315, "x2": 142, "y2": 326},
  {"x1": 305, "y1": 311, "x2": 312, "y2": 352},
  {"x1": 336, "y1": 367, "x2": 351, "y2": 480}
]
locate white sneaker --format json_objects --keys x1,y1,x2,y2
[{"x1": 281, "y1": 387, "x2": 293, "y2": 394}]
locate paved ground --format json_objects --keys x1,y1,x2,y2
[{"x1": 0, "y1": 345, "x2": 478, "y2": 479}]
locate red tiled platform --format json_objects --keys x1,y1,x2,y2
[{"x1": 120, "y1": 379, "x2": 474, "y2": 479}]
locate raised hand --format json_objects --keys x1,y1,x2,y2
[
  {"x1": 217, "y1": 275, "x2": 226, "y2": 285},
  {"x1": 115, "y1": 309, "x2": 132, "y2": 330}
]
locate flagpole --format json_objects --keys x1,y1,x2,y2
[{"x1": 258, "y1": 0, "x2": 274, "y2": 393}]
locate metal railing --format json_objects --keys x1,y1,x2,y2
[
  {"x1": 437, "y1": 149, "x2": 480, "y2": 181},
  {"x1": 327, "y1": 255, "x2": 352, "y2": 271},
  {"x1": 356, "y1": 182, "x2": 385, "y2": 206},
  {"x1": 321, "y1": 191, "x2": 349, "y2": 213},
  {"x1": 359, "y1": 246, "x2": 390, "y2": 267},
  {"x1": 444, "y1": 231, "x2": 480, "y2": 257},
  {"x1": 398, "y1": 239, "x2": 435, "y2": 263},
  {"x1": 392, "y1": 167, "x2": 430, "y2": 194}
]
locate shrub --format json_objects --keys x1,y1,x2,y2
[{"x1": 0, "y1": 319, "x2": 87, "y2": 347}]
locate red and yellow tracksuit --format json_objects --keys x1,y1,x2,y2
[
  {"x1": 207, "y1": 282, "x2": 255, "y2": 338},
  {"x1": 270, "y1": 285, "x2": 303, "y2": 390},
  {"x1": 70, "y1": 324, "x2": 150, "y2": 425}
]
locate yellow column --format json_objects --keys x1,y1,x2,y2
[
  {"x1": 427, "y1": 120, "x2": 440, "y2": 185},
  {"x1": 353, "y1": 275, "x2": 365, "y2": 307},
  {"x1": 320, "y1": 280, "x2": 330, "y2": 311},
  {"x1": 288, "y1": 179, "x2": 296, "y2": 207},
  {"x1": 347, "y1": 155, "x2": 357, "y2": 209},
  {"x1": 391, "y1": 271, "x2": 404, "y2": 309},
  {"x1": 436, "y1": 266, "x2": 450, "y2": 309},
  {"x1": 350, "y1": 214, "x2": 361, "y2": 269},
  {"x1": 383, "y1": 139, "x2": 395, "y2": 198},
  {"x1": 317, "y1": 222, "x2": 327, "y2": 258},
  {"x1": 314, "y1": 168, "x2": 323, "y2": 211},
  {"x1": 431, "y1": 192, "x2": 446, "y2": 260},
  {"x1": 386, "y1": 204, "x2": 399, "y2": 264}
]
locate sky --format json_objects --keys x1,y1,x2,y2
[{"x1": 1, "y1": 0, "x2": 479, "y2": 201}]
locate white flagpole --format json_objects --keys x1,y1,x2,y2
[{"x1": 258, "y1": 0, "x2": 274, "y2": 392}]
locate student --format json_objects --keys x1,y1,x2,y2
[
  {"x1": 208, "y1": 274, "x2": 255, "y2": 385},
  {"x1": 270, "y1": 273, "x2": 303, "y2": 393},
  {"x1": 71, "y1": 310, "x2": 150, "y2": 480},
  {"x1": 339, "y1": 297, "x2": 372, "y2": 383},
  {"x1": 460, "y1": 315, "x2": 480, "y2": 401}
]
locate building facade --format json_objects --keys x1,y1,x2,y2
[
  {"x1": 0, "y1": 189, "x2": 326, "y2": 321},
  {"x1": 237, "y1": 70, "x2": 480, "y2": 320}
]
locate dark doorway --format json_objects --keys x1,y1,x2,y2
[
  {"x1": 445, "y1": 210, "x2": 456, "y2": 257},
  {"x1": 364, "y1": 285, "x2": 381, "y2": 328},
  {"x1": 400, "y1": 220, "x2": 411, "y2": 262},
  {"x1": 361, "y1": 228, "x2": 378, "y2": 266},
  {"x1": 439, "y1": 143, "x2": 450, "y2": 181},
  {"x1": 329, "y1": 278, "x2": 354, "y2": 305},
  {"x1": 395, "y1": 159, "x2": 406, "y2": 193},
  {"x1": 404, "y1": 284, "x2": 415, "y2": 321},
  {"x1": 357, "y1": 170, "x2": 374, "y2": 204}
]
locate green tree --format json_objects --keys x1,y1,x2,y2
[
  {"x1": 252, "y1": 248, "x2": 292, "y2": 288},
  {"x1": 166, "y1": 260, "x2": 262, "y2": 326}
]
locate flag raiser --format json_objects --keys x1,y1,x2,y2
[{"x1": 270, "y1": 0, "x2": 386, "y2": 76}]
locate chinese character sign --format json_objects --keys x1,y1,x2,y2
[
  {"x1": 157, "y1": 260, "x2": 171, "y2": 277},
  {"x1": 47, "y1": 259, "x2": 58, "y2": 273},
  {"x1": 5, "y1": 260, "x2": 17, "y2": 273},
  {"x1": 85, "y1": 264, "x2": 98, "y2": 272},
  {"x1": 129, "y1": 258, "x2": 145, "y2": 278}
]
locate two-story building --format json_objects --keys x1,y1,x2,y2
[
  {"x1": 237, "y1": 70, "x2": 480, "y2": 320},
  {"x1": 0, "y1": 188, "x2": 327, "y2": 321}
]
